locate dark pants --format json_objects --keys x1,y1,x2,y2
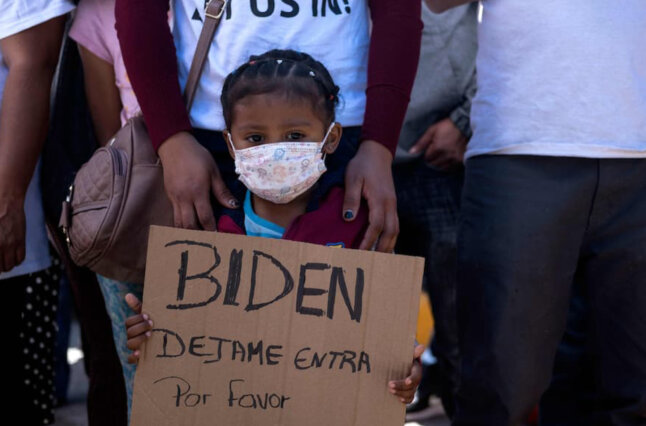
[
  {"x1": 540, "y1": 275, "x2": 596, "y2": 425},
  {"x1": 454, "y1": 155, "x2": 646, "y2": 425},
  {"x1": 48, "y1": 225, "x2": 128, "y2": 426},
  {"x1": 2, "y1": 275, "x2": 32, "y2": 419},
  {"x1": 394, "y1": 161, "x2": 464, "y2": 417}
]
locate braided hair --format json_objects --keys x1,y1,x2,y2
[{"x1": 221, "y1": 49, "x2": 340, "y2": 129}]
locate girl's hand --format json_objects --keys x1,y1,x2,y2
[
  {"x1": 125, "y1": 293, "x2": 153, "y2": 364},
  {"x1": 388, "y1": 344, "x2": 425, "y2": 404}
]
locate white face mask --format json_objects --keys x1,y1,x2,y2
[{"x1": 227, "y1": 123, "x2": 335, "y2": 204}]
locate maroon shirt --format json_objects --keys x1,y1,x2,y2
[
  {"x1": 218, "y1": 187, "x2": 369, "y2": 249},
  {"x1": 114, "y1": 0, "x2": 422, "y2": 156}
]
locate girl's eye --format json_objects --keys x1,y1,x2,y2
[
  {"x1": 246, "y1": 134, "x2": 264, "y2": 143},
  {"x1": 287, "y1": 132, "x2": 305, "y2": 140}
]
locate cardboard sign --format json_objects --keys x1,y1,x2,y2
[{"x1": 131, "y1": 226, "x2": 423, "y2": 426}]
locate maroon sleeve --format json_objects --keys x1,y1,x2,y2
[
  {"x1": 115, "y1": 0, "x2": 192, "y2": 151},
  {"x1": 363, "y1": 0, "x2": 422, "y2": 156}
]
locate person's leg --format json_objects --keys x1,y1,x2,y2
[
  {"x1": 19, "y1": 265, "x2": 60, "y2": 425},
  {"x1": 454, "y1": 155, "x2": 597, "y2": 426},
  {"x1": 580, "y1": 159, "x2": 646, "y2": 424},
  {"x1": 539, "y1": 270, "x2": 596, "y2": 426},
  {"x1": 2, "y1": 274, "x2": 33, "y2": 421},
  {"x1": 68, "y1": 266, "x2": 128, "y2": 426},
  {"x1": 95, "y1": 274, "x2": 144, "y2": 422},
  {"x1": 54, "y1": 273, "x2": 73, "y2": 406},
  {"x1": 47, "y1": 222, "x2": 128, "y2": 426},
  {"x1": 394, "y1": 161, "x2": 463, "y2": 417}
]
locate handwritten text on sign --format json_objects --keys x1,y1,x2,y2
[{"x1": 131, "y1": 226, "x2": 423, "y2": 426}]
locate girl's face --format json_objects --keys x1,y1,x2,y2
[{"x1": 225, "y1": 92, "x2": 342, "y2": 157}]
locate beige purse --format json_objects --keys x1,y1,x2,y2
[{"x1": 59, "y1": 0, "x2": 227, "y2": 283}]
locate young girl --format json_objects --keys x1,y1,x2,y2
[{"x1": 125, "y1": 49, "x2": 423, "y2": 404}]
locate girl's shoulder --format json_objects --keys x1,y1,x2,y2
[{"x1": 284, "y1": 186, "x2": 369, "y2": 249}]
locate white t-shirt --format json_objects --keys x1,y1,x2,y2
[
  {"x1": 0, "y1": 0, "x2": 75, "y2": 279},
  {"x1": 172, "y1": 0, "x2": 370, "y2": 131},
  {"x1": 467, "y1": 0, "x2": 646, "y2": 159}
]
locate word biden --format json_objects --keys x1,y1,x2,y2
[{"x1": 164, "y1": 240, "x2": 364, "y2": 322}]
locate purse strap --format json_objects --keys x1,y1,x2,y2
[{"x1": 183, "y1": 0, "x2": 228, "y2": 111}]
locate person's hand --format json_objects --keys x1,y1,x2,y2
[
  {"x1": 388, "y1": 344, "x2": 425, "y2": 404},
  {"x1": 0, "y1": 195, "x2": 26, "y2": 272},
  {"x1": 343, "y1": 140, "x2": 398, "y2": 252},
  {"x1": 409, "y1": 118, "x2": 467, "y2": 170},
  {"x1": 125, "y1": 293, "x2": 153, "y2": 364},
  {"x1": 158, "y1": 131, "x2": 239, "y2": 231}
]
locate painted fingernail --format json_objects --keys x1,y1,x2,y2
[
  {"x1": 229, "y1": 199, "x2": 239, "y2": 208},
  {"x1": 406, "y1": 379, "x2": 411, "y2": 385},
  {"x1": 134, "y1": 350, "x2": 140, "y2": 356},
  {"x1": 143, "y1": 314, "x2": 149, "y2": 320},
  {"x1": 344, "y1": 210, "x2": 354, "y2": 220},
  {"x1": 400, "y1": 398, "x2": 406, "y2": 403},
  {"x1": 145, "y1": 331, "x2": 151, "y2": 337},
  {"x1": 148, "y1": 320, "x2": 153, "y2": 327}
]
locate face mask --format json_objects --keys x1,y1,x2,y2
[{"x1": 227, "y1": 123, "x2": 335, "y2": 204}]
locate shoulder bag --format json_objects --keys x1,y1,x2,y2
[{"x1": 59, "y1": 0, "x2": 228, "y2": 283}]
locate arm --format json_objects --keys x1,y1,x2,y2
[
  {"x1": 362, "y1": 0, "x2": 423, "y2": 157},
  {"x1": 408, "y1": 70, "x2": 476, "y2": 169},
  {"x1": 449, "y1": 68, "x2": 477, "y2": 140},
  {"x1": 114, "y1": 0, "x2": 190, "y2": 149},
  {"x1": 78, "y1": 46, "x2": 122, "y2": 145},
  {"x1": 115, "y1": 0, "x2": 237, "y2": 231},
  {"x1": 425, "y1": 0, "x2": 475, "y2": 14},
  {"x1": 343, "y1": 0, "x2": 422, "y2": 253},
  {"x1": 0, "y1": 16, "x2": 66, "y2": 272}
]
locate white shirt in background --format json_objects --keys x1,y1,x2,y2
[{"x1": 467, "y1": 0, "x2": 646, "y2": 159}]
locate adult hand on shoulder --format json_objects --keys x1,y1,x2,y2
[
  {"x1": 409, "y1": 117, "x2": 467, "y2": 170},
  {"x1": 158, "y1": 131, "x2": 239, "y2": 231},
  {"x1": 343, "y1": 140, "x2": 399, "y2": 253},
  {"x1": 0, "y1": 195, "x2": 26, "y2": 272}
]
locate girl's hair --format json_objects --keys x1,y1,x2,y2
[{"x1": 221, "y1": 49, "x2": 340, "y2": 129}]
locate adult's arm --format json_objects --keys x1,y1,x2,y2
[
  {"x1": 0, "y1": 16, "x2": 66, "y2": 272},
  {"x1": 77, "y1": 46, "x2": 122, "y2": 145},
  {"x1": 425, "y1": 0, "x2": 476, "y2": 14},
  {"x1": 114, "y1": 0, "x2": 190, "y2": 149},
  {"x1": 449, "y1": 68, "x2": 477, "y2": 140},
  {"x1": 408, "y1": 69, "x2": 476, "y2": 169},
  {"x1": 115, "y1": 0, "x2": 237, "y2": 231},
  {"x1": 362, "y1": 0, "x2": 423, "y2": 156},
  {"x1": 343, "y1": 0, "x2": 422, "y2": 253}
]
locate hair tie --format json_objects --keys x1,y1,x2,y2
[{"x1": 249, "y1": 60, "x2": 257, "y2": 65}]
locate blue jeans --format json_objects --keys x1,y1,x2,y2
[{"x1": 95, "y1": 274, "x2": 143, "y2": 422}]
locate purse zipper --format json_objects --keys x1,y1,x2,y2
[{"x1": 109, "y1": 147, "x2": 125, "y2": 176}]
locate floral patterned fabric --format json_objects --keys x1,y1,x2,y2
[{"x1": 229, "y1": 133, "x2": 331, "y2": 204}]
